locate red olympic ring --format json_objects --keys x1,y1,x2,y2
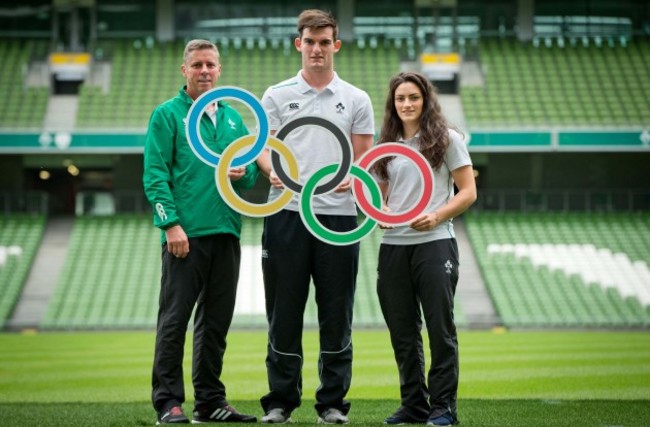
[{"x1": 353, "y1": 143, "x2": 434, "y2": 225}]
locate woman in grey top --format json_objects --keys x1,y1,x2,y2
[{"x1": 371, "y1": 72, "x2": 476, "y2": 427}]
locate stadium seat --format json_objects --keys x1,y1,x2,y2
[
  {"x1": 74, "y1": 38, "x2": 399, "y2": 130},
  {"x1": 466, "y1": 211, "x2": 650, "y2": 328},
  {"x1": 461, "y1": 38, "x2": 650, "y2": 128},
  {"x1": 0, "y1": 40, "x2": 49, "y2": 129},
  {"x1": 38, "y1": 214, "x2": 467, "y2": 330},
  {"x1": 0, "y1": 214, "x2": 46, "y2": 328}
]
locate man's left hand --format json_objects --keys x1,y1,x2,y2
[{"x1": 228, "y1": 167, "x2": 246, "y2": 181}]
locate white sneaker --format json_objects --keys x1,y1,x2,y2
[
  {"x1": 318, "y1": 409, "x2": 349, "y2": 424},
  {"x1": 262, "y1": 408, "x2": 292, "y2": 424}
]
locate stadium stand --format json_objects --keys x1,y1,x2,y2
[
  {"x1": 0, "y1": 214, "x2": 45, "y2": 328},
  {"x1": 75, "y1": 38, "x2": 400, "y2": 130},
  {"x1": 466, "y1": 211, "x2": 650, "y2": 328},
  {"x1": 77, "y1": 39, "x2": 186, "y2": 129},
  {"x1": 2, "y1": 1, "x2": 648, "y2": 333},
  {"x1": 38, "y1": 215, "x2": 467, "y2": 330},
  {"x1": 461, "y1": 38, "x2": 650, "y2": 128},
  {"x1": 41, "y1": 215, "x2": 161, "y2": 329},
  {"x1": 0, "y1": 39, "x2": 49, "y2": 129},
  {"x1": 73, "y1": 36, "x2": 650, "y2": 131},
  {"x1": 16, "y1": 35, "x2": 648, "y2": 132}
]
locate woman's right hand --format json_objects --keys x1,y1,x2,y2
[{"x1": 378, "y1": 205, "x2": 394, "y2": 229}]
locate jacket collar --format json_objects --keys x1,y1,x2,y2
[
  {"x1": 296, "y1": 70, "x2": 340, "y2": 94},
  {"x1": 178, "y1": 86, "x2": 227, "y2": 109}
]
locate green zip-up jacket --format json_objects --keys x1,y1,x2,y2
[{"x1": 143, "y1": 86, "x2": 259, "y2": 242}]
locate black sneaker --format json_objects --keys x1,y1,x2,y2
[
  {"x1": 192, "y1": 404, "x2": 257, "y2": 423},
  {"x1": 157, "y1": 406, "x2": 190, "y2": 424},
  {"x1": 426, "y1": 412, "x2": 458, "y2": 426},
  {"x1": 384, "y1": 408, "x2": 428, "y2": 425}
]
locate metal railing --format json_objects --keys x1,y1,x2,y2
[
  {"x1": 0, "y1": 191, "x2": 49, "y2": 215},
  {"x1": 473, "y1": 189, "x2": 650, "y2": 212},
  {"x1": 2, "y1": 189, "x2": 647, "y2": 216}
]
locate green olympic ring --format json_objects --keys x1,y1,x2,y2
[{"x1": 299, "y1": 164, "x2": 383, "y2": 246}]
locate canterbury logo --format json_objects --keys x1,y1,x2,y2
[
  {"x1": 155, "y1": 203, "x2": 167, "y2": 221},
  {"x1": 289, "y1": 102, "x2": 300, "y2": 110}
]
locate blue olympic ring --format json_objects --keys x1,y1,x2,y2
[{"x1": 185, "y1": 86, "x2": 269, "y2": 167}]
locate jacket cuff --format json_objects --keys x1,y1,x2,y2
[{"x1": 160, "y1": 220, "x2": 180, "y2": 230}]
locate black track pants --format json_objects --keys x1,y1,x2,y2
[
  {"x1": 152, "y1": 234, "x2": 240, "y2": 412},
  {"x1": 260, "y1": 210, "x2": 358, "y2": 415},
  {"x1": 377, "y1": 239, "x2": 459, "y2": 420}
]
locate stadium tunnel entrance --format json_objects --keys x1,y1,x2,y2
[
  {"x1": 17, "y1": 154, "x2": 145, "y2": 217},
  {"x1": 25, "y1": 167, "x2": 77, "y2": 215}
]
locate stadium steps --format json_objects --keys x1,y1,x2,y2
[
  {"x1": 42, "y1": 95, "x2": 78, "y2": 132},
  {"x1": 454, "y1": 218, "x2": 500, "y2": 328},
  {"x1": 0, "y1": 214, "x2": 46, "y2": 329},
  {"x1": 465, "y1": 211, "x2": 650, "y2": 328},
  {"x1": 438, "y1": 95, "x2": 467, "y2": 130},
  {"x1": 7, "y1": 217, "x2": 74, "y2": 330},
  {"x1": 459, "y1": 60, "x2": 484, "y2": 87}
]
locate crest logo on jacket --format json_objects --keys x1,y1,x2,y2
[{"x1": 444, "y1": 260, "x2": 453, "y2": 274}]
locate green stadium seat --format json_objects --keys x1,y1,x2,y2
[
  {"x1": 39, "y1": 214, "x2": 468, "y2": 330},
  {"x1": 461, "y1": 38, "x2": 650, "y2": 128},
  {"x1": 466, "y1": 211, "x2": 650, "y2": 328},
  {"x1": 75, "y1": 38, "x2": 399, "y2": 130},
  {"x1": 0, "y1": 215, "x2": 46, "y2": 327}
]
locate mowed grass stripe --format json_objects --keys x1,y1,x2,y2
[
  {"x1": 1, "y1": 330, "x2": 649, "y2": 409},
  {"x1": 456, "y1": 331, "x2": 650, "y2": 400},
  {"x1": 1, "y1": 330, "x2": 649, "y2": 426}
]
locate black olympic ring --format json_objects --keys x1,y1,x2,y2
[{"x1": 272, "y1": 116, "x2": 352, "y2": 195}]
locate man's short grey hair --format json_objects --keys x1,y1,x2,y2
[{"x1": 183, "y1": 39, "x2": 219, "y2": 63}]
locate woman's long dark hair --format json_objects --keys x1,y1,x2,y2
[{"x1": 372, "y1": 72, "x2": 456, "y2": 181}]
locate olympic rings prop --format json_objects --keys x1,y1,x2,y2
[
  {"x1": 186, "y1": 86, "x2": 435, "y2": 245},
  {"x1": 186, "y1": 87, "x2": 268, "y2": 167}
]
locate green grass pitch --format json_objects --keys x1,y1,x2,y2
[{"x1": 1, "y1": 329, "x2": 649, "y2": 426}]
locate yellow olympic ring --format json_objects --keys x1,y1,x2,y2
[{"x1": 215, "y1": 135, "x2": 300, "y2": 217}]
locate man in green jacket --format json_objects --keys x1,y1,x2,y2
[{"x1": 143, "y1": 39, "x2": 258, "y2": 425}]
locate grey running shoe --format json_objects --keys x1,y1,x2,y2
[
  {"x1": 261, "y1": 408, "x2": 292, "y2": 424},
  {"x1": 317, "y1": 409, "x2": 349, "y2": 424}
]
